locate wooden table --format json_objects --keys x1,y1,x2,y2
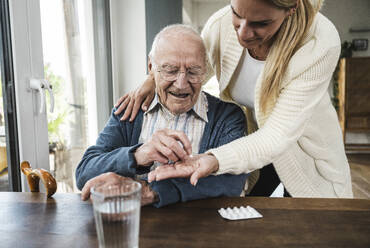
[{"x1": 1, "y1": 192, "x2": 369, "y2": 248}]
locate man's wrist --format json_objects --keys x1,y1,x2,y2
[
  {"x1": 133, "y1": 144, "x2": 146, "y2": 167},
  {"x1": 151, "y1": 188, "x2": 159, "y2": 203},
  {"x1": 133, "y1": 150, "x2": 142, "y2": 166},
  {"x1": 139, "y1": 180, "x2": 159, "y2": 205}
]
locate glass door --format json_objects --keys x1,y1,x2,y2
[
  {"x1": 0, "y1": 0, "x2": 21, "y2": 192},
  {"x1": 40, "y1": 0, "x2": 112, "y2": 192},
  {"x1": 0, "y1": 51, "x2": 9, "y2": 191},
  {"x1": 40, "y1": 0, "x2": 92, "y2": 192},
  {"x1": 8, "y1": 0, "x2": 112, "y2": 192},
  {"x1": 0, "y1": 66, "x2": 7, "y2": 190}
]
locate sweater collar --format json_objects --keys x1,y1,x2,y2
[{"x1": 219, "y1": 20, "x2": 244, "y2": 95}]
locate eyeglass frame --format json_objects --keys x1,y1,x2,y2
[{"x1": 152, "y1": 62, "x2": 206, "y2": 84}]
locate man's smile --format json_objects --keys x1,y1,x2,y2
[{"x1": 169, "y1": 91, "x2": 191, "y2": 99}]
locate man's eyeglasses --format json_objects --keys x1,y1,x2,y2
[{"x1": 154, "y1": 64, "x2": 205, "y2": 84}]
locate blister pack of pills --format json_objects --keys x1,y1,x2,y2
[{"x1": 218, "y1": 206, "x2": 263, "y2": 220}]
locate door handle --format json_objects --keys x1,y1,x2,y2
[
  {"x1": 43, "y1": 79, "x2": 54, "y2": 113},
  {"x1": 30, "y1": 78, "x2": 45, "y2": 114},
  {"x1": 29, "y1": 78, "x2": 54, "y2": 114}
]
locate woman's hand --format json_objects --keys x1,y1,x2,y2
[
  {"x1": 114, "y1": 74, "x2": 155, "y2": 121},
  {"x1": 148, "y1": 154, "x2": 219, "y2": 186}
]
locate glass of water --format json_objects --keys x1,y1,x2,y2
[{"x1": 91, "y1": 180, "x2": 142, "y2": 248}]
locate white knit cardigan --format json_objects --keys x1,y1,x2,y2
[{"x1": 203, "y1": 6, "x2": 353, "y2": 198}]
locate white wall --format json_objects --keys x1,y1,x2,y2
[
  {"x1": 321, "y1": 0, "x2": 370, "y2": 57},
  {"x1": 183, "y1": 0, "x2": 228, "y2": 32},
  {"x1": 194, "y1": 0, "x2": 229, "y2": 32},
  {"x1": 110, "y1": 0, "x2": 148, "y2": 101},
  {"x1": 183, "y1": 0, "x2": 194, "y2": 27}
]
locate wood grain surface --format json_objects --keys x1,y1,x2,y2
[{"x1": 1, "y1": 193, "x2": 369, "y2": 248}]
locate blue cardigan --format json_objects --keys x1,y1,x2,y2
[{"x1": 76, "y1": 92, "x2": 248, "y2": 207}]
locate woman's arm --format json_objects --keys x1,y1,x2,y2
[{"x1": 210, "y1": 45, "x2": 341, "y2": 175}]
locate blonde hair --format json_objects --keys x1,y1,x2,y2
[{"x1": 259, "y1": 0, "x2": 323, "y2": 113}]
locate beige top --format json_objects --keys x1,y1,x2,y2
[
  {"x1": 229, "y1": 49, "x2": 265, "y2": 122},
  {"x1": 202, "y1": 5, "x2": 353, "y2": 198}
]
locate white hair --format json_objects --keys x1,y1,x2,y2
[{"x1": 149, "y1": 24, "x2": 207, "y2": 64}]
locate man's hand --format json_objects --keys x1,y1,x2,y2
[
  {"x1": 136, "y1": 180, "x2": 159, "y2": 206},
  {"x1": 148, "y1": 154, "x2": 219, "y2": 186},
  {"x1": 134, "y1": 129, "x2": 192, "y2": 166},
  {"x1": 81, "y1": 172, "x2": 127, "y2": 201},
  {"x1": 80, "y1": 172, "x2": 158, "y2": 206}
]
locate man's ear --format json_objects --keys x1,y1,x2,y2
[{"x1": 148, "y1": 57, "x2": 154, "y2": 75}]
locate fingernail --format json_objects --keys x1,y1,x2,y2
[
  {"x1": 143, "y1": 106, "x2": 147, "y2": 111},
  {"x1": 193, "y1": 179, "x2": 198, "y2": 186}
]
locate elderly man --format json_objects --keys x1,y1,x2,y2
[{"x1": 76, "y1": 24, "x2": 248, "y2": 207}]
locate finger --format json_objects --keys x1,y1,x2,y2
[
  {"x1": 167, "y1": 130, "x2": 192, "y2": 156},
  {"x1": 147, "y1": 171, "x2": 156, "y2": 183},
  {"x1": 190, "y1": 163, "x2": 211, "y2": 186},
  {"x1": 121, "y1": 97, "x2": 135, "y2": 121},
  {"x1": 158, "y1": 134, "x2": 187, "y2": 161},
  {"x1": 142, "y1": 94, "x2": 154, "y2": 112},
  {"x1": 153, "y1": 164, "x2": 173, "y2": 172},
  {"x1": 114, "y1": 94, "x2": 128, "y2": 108},
  {"x1": 115, "y1": 96, "x2": 130, "y2": 115},
  {"x1": 81, "y1": 179, "x2": 98, "y2": 201},
  {"x1": 81, "y1": 183, "x2": 92, "y2": 201},
  {"x1": 151, "y1": 152, "x2": 169, "y2": 165},
  {"x1": 81, "y1": 173, "x2": 118, "y2": 200},
  {"x1": 155, "y1": 165, "x2": 189, "y2": 181},
  {"x1": 153, "y1": 141, "x2": 179, "y2": 163},
  {"x1": 130, "y1": 95, "x2": 143, "y2": 122},
  {"x1": 190, "y1": 170, "x2": 202, "y2": 186},
  {"x1": 153, "y1": 163, "x2": 194, "y2": 181}
]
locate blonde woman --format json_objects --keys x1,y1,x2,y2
[{"x1": 115, "y1": 0, "x2": 353, "y2": 198}]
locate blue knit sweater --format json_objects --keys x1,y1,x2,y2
[{"x1": 76, "y1": 92, "x2": 248, "y2": 207}]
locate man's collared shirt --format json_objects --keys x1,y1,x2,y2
[{"x1": 138, "y1": 91, "x2": 208, "y2": 170}]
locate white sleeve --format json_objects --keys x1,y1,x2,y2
[{"x1": 209, "y1": 45, "x2": 341, "y2": 175}]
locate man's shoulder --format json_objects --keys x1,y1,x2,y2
[
  {"x1": 111, "y1": 106, "x2": 144, "y2": 125},
  {"x1": 203, "y1": 92, "x2": 245, "y2": 119},
  {"x1": 204, "y1": 91, "x2": 238, "y2": 108}
]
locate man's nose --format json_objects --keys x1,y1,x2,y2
[
  {"x1": 173, "y1": 72, "x2": 189, "y2": 89},
  {"x1": 237, "y1": 21, "x2": 254, "y2": 41}
]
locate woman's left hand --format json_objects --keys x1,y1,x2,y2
[{"x1": 148, "y1": 154, "x2": 219, "y2": 186}]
